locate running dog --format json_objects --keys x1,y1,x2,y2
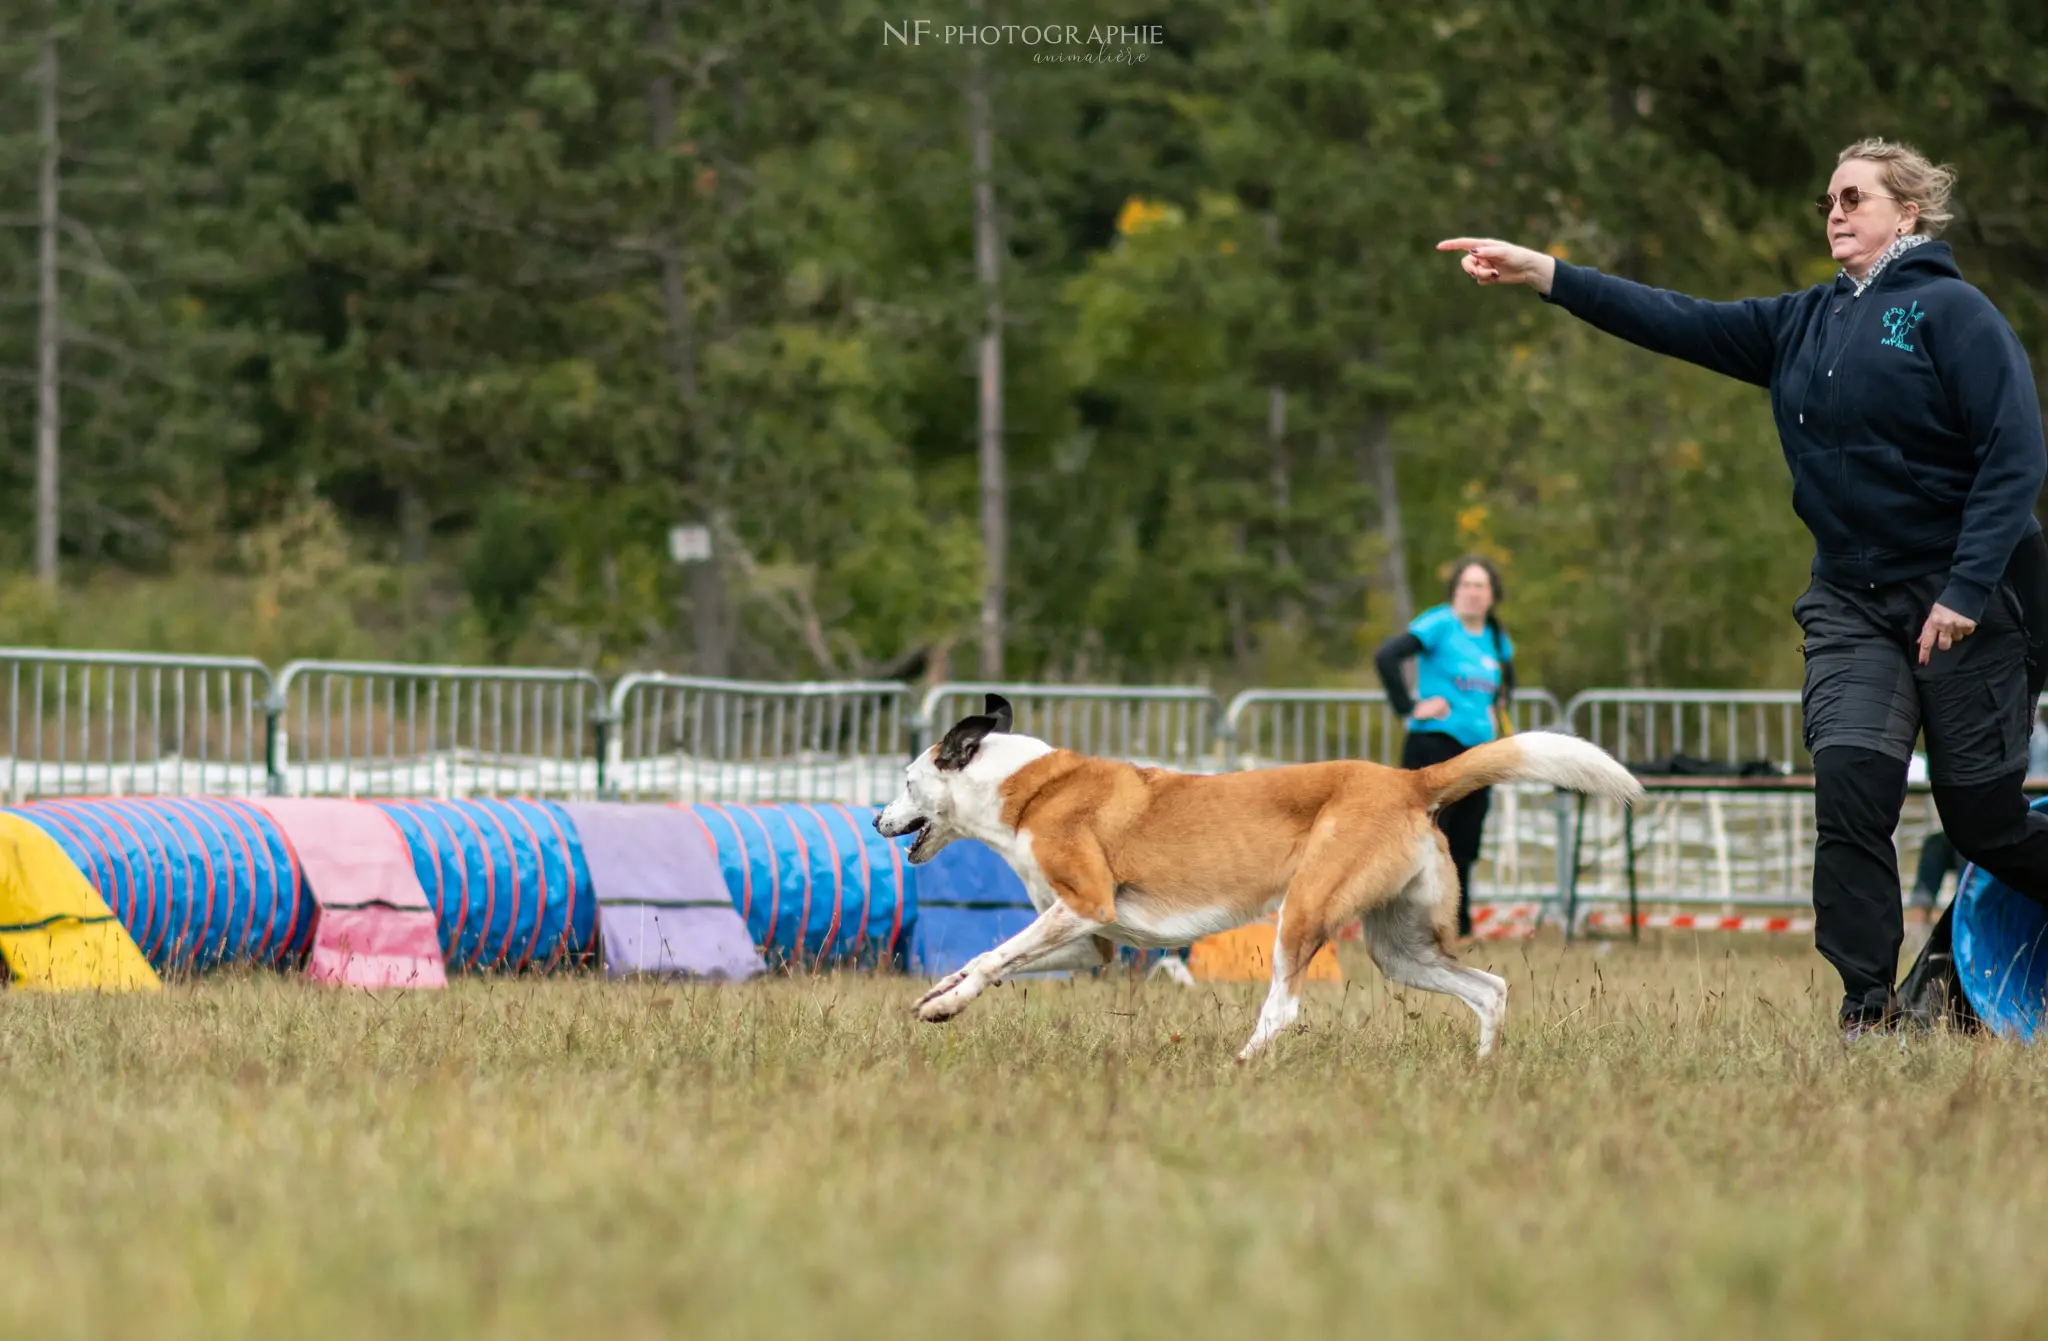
[{"x1": 874, "y1": 694, "x2": 1642, "y2": 1061}]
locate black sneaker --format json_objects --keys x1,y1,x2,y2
[{"x1": 1839, "y1": 988, "x2": 1901, "y2": 1044}]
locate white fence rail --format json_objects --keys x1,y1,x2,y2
[
  {"x1": 6, "y1": 644, "x2": 1975, "y2": 934},
  {"x1": 1225, "y1": 687, "x2": 1563, "y2": 768},
  {"x1": 268, "y1": 661, "x2": 609, "y2": 799},
  {"x1": 606, "y1": 675, "x2": 913, "y2": 805},
  {"x1": 917, "y1": 684, "x2": 1228, "y2": 773},
  {"x1": 1, "y1": 648, "x2": 273, "y2": 800}
]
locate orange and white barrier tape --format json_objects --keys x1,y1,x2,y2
[
  {"x1": 1583, "y1": 911, "x2": 1815, "y2": 934},
  {"x1": 1470, "y1": 902, "x2": 1543, "y2": 939}
]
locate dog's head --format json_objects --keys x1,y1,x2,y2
[{"x1": 874, "y1": 693, "x2": 1025, "y2": 864}]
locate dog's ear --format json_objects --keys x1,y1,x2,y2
[
  {"x1": 936, "y1": 712, "x2": 999, "y2": 772},
  {"x1": 984, "y1": 693, "x2": 1013, "y2": 735}
]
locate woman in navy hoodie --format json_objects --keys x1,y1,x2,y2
[{"x1": 1440, "y1": 137, "x2": 2048, "y2": 1039}]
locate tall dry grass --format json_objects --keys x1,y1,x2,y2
[{"x1": 0, "y1": 937, "x2": 2042, "y2": 1340}]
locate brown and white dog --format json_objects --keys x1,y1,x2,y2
[{"x1": 875, "y1": 694, "x2": 1643, "y2": 1061}]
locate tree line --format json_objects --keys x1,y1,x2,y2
[{"x1": 0, "y1": 0, "x2": 2041, "y2": 699}]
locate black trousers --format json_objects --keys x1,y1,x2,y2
[
  {"x1": 1909, "y1": 828, "x2": 1957, "y2": 908},
  {"x1": 1802, "y1": 533, "x2": 2048, "y2": 1022},
  {"x1": 1402, "y1": 728, "x2": 1491, "y2": 937}
]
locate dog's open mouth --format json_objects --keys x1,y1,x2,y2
[{"x1": 904, "y1": 817, "x2": 940, "y2": 864}]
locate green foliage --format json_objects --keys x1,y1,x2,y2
[
  {"x1": 463, "y1": 492, "x2": 563, "y2": 659},
  {"x1": 0, "y1": 0, "x2": 2040, "y2": 689}
]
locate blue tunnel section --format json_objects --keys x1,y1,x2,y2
[
  {"x1": 905, "y1": 837, "x2": 1036, "y2": 978},
  {"x1": 2, "y1": 797, "x2": 310, "y2": 971},
  {"x1": 1952, "y1": 793, "x2": 2048, "y2": 1041},
  {"x1": 687, "y1": 803, "x2": 913, "y2": 967},
  {"x1": 369, "y1": 800, "x2": 599, "y2": 971}
]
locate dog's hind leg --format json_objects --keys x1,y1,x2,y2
[
  {"x1": 1234, "y1": 905, "x2": 1332, "y2": 1062},
  {"x1": 1237, "y1": 811, "x2": 1420, "y2": 1063},
  {"x1": 1362, "y1": 840, "x2": 1508, "y2": 1058}
]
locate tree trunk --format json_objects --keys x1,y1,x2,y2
[
  {"x1": 1263, "y1": 214, "x2": 1299, "y2": 637},
  {"x1": 1268, "y1": 383, "x2": 1297, "y2": 624},
  {"x1": 398, "y1": 484, "x2": 429, "y2": 564},
  {"x1": 648, "y1": 0, "x2": 728, "y2": 676},
  {"x1": 1363, "y1": 403, "x2": 1411, "y2": 628},
  {"x1": 35, "y1": 32, "x2": 59, "y2": 592},
  {"x1": 1228, "y1": 523, "x2": 1251, "y2": 673},
  {"x1": 969, "y1": 17, "x2": 1005, "y2": 678}
]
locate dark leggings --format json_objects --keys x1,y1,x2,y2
[{"x1": 1401, "y1": 729, "x2": 1491, "y2": 937}]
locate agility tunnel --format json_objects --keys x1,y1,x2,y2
[
  {"x1": 686, "y1": 803, "x2": 913, "y2": 969},
  {"x1": 4, "y1": 798, "x2": 312, "y2": 975},
  {"x1": 563, "y1": 803, "x2": 761, "y2": 980},
  {"x1": 261, "y1": 799, "x2": 445, "y2": 988},
  {"x1": 0, "y1": 796, "x2": 1302, "y2": 989},
  {"x1": 1951, "y1": 794, "x2": 2048, "y2": 1040},
  {"x1": 902, "y1": 833, "x2": 1258, "y2": 982},
  {"x1": 0, "y1": 810, "x2": 159, "y2": 990},
  {"x1": 0, "y1": 797, "x2": 891, "y2": 987},
  {"x1": 906, "y1": 836, "x2": 1037, "y2": 978},
  {"x1": 0, "y1": 791, "x2": 1343, "y2": 991},
  {"x1": 370, "y1": 799, "x2": 593, "y2": 975}
]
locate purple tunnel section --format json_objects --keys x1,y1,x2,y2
[{"x1": 557, "y1": 803, "x2": 763, "y2": 980}]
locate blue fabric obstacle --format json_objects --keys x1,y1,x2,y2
[
  {"x1": 905, "y1": 838, "x2": 1037, "y2": 978},
  {"x1": 688, "y1": 803, "x2": 912, "y2": 967},
  {"x1": 4, "y1": 797, "x2": 311, "y2": 970},
  {"x1": 370, "y1": 800, "x2": 598, "y2": 971},
  {"x1": 1952, "y1": 793, "x2": 2048, "y2": 1041},
  {"x1": 902, "y1": 835, "x2": 1186, "y2": 979}
]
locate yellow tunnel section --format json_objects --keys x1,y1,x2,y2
[{"x1": 0, "y1": 813, "x2": 160, "y2": 992}]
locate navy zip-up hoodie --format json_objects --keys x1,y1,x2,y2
[{"x1": 1543, "y1": 240, "x2": 2047, "y2": 622}]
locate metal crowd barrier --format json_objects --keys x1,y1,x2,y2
[
  {"x1": 1, "y1": 648, "x2": 274, "y2": 799},
  {"x1": 1563, "y1": 688, "x2": 1808, "y2": 772},
  {"x1": 606, "y1": 674, "x2": 913, "y2": 805},
  {"x1": 1224, "y1": 687, "x2": 1562, "y2": 767},
  {"x1": 1222, "y1": 688, "x2": 1567, "y2": 904},
  {"x1": 1, "y1": 643, "x2": 1977, "y2": 936},
  {"x1": 916, "y1": 683, "x2": 1227, "y2": 773},
  {"x1": 268, "y1": 660, "x2": 609, "y2": 799},
  {"x1": 1555, "y1": 688, "x2": 1938, "y2": 930}
]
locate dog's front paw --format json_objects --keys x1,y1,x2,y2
[
  {"x1": 912, "y1": 968, "x2": 971, "y2": 1014},
  {"x1": 916, "y1": 986, "x2": 972, "y2": 1023},
  {"x1": 915, "y1": 968, "x2": 992, "y2": 1022}
]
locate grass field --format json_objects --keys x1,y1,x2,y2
[{"x1": 3, "y1": 936, "x2": 2045, "y2": 1341}]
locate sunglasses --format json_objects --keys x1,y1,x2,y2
[{"x1": 1814, "y1": 185, "x2": 1901, "y2": 216}]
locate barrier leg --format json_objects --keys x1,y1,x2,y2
[
  {"x1": 1626, "y1": 801, "x2": 1639, "y2": 944},
  {"x1": 1564, "y1": 791, "x2": 1587, "y2": 943}
]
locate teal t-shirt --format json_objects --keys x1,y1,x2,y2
[{"x1": 1406, "y1": 604, "x2": 1513, "y2": 748}]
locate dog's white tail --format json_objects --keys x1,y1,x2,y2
[{"x1": 1414, "y1": 731, "x2": 1643, "y2": 809}]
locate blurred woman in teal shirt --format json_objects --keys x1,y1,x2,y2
[{"x1": 1374, "y1": 556, "x2": 1517, "y2": 937}]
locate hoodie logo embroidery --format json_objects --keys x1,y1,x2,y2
[{"x1": 1879, "y1": 301, "x2": 1926, "y2": 352}]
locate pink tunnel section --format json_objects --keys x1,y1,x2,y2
[{"x1": 249, "y1": 798, "x2": 447, "y2": 990}]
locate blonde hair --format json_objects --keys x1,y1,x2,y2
[{"x1": 1837, "y1": 137, "x2": 1958, "y2": 236}]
